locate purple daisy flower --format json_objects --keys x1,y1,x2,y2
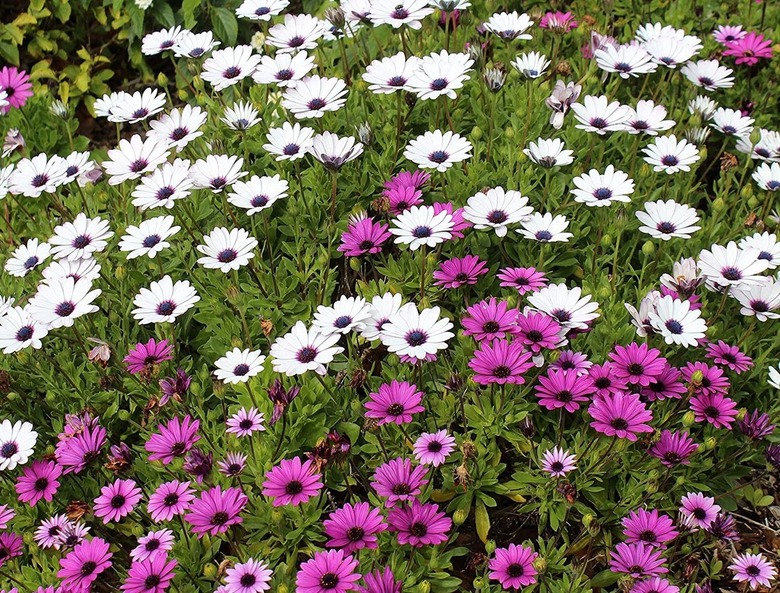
[
  {"x1": 622, "y1": 508, "x2": 679, "y2": 548},
  {"x1": 413, "y1": 430, "x2": 456, "y2": 466},
  {"x1": 432, "y1": 202, "x2": 471, "y2": 239},
  {"x1": 589, "y1": 392, "x2": 654, "y2": 441},
  {"x1": 371, "y1": 457, "x2": 428, "y2": 506},
  {"x1": 469, "y1": 338, "x2": 535, "y2": 385},
  {"x1": 323, "y1": 502, "x2": 387, "y2": 553},
  {"x1": 93, "y1": 478, "x2": 144, "y2": 523},
  {"x1": 433, "y1": 255, "x2": 488, "y2": 288},
  {"x1": 705, "y1": 341, "x2": 753, "y2": 374},
  {"x1": 609, "y1": 343, "x2": 667, "y2": 386},
  {"x1": 0, "y1": 533, "x2": 22, "y2": 568},
  {"x1": 737, "y1": 409, "x2": 776, "y2": 440},
  {"x1": 550, "y1": 350, "x2": 592, "y2": 374},
  {"x1": 34, "y1": 515, "x2": 71, "y2": 549},
  {"x1": 338, "y1": 216, "x2": 391, "y2": 257},
  {"x1": 535, "y1": 368, "x2": 594, "y2": 413},
  {"x1": 218, "y1": 452, "x2": 248, "y2": 477},
  {"x1": 639, "y1": 365, "x2": 686, "y2": 401},
  {"x1": 588, "y1": 362, "x2": 628, "y2": 397},
  {"x1": 539, "y1": 11, "x2": 578, "y2": 31},
  {"x1": 540, "y1": 446, "x2": 577, "y2": 477},
  {"x1": 729, "y1": 552, "x2": 776, "y2": 589},
  {"x1": 296, "y1": 549, "x2": 360, "y2": 593},
  {"x1": 124, "y1": 338, "x2": 174, "y2": 375},
  {"x1": 488, "y1": 543, "x2": 539, "y2": 589},
  {"x1": 682, "y1": 362, "x2": 730, "y2": 395},
  {"x1": 147, "y1": 480, "x2": 196, "y2": 522},
  {"x1": 689, "y1": 392, "x2": 738, "y2": 429},
  {"x1": 707, "y1": 512, "x2": 740, "y2": 541},
  {"x1": 55, "y1": 422, "x2": 107, "y2": 474},
  {"x1": 181, "y1": 446, "x2": 211, "y2": 483},
  {"x1": 120, "y1": 554, "x2": 177, "y2": 593},
  {"x1": 630, "y1": 577, "x2": 680, "y2": 593},
  {"x1": 130, "y1": 529, "x2": 175, "y2": 562},
  {"x1": 184, "y1": 486, "x2": 248, "y2": 538},
  {"x1": 723, "y1": 32, "x2": 773, "y2": 66},
  {"x1": 648, "y1": 431, "x2": 699, "y2": 467},
  {"x1": 57, "y1": 537, "x2": 113, "y2": 591},
  {"x1": 609, "y1": 542, "x2": 668, "y2": 578},
  {"x1": 357, "y1": 568, "x2": 402, "y2": 593},
  {"x1": 387, "y1": 500, "x2": 452, "y2": 547},
  {"x1": 261, "y1": 457, "x2": 323, "y2": 507},
  {"x1": 224, "y1": 558, "x2": 273, "y2": 593},
  {"x1": 226, "y1": 407, "x2": 266, "y2": 437},
  {"x1": 0, "y1": 505, "x2": 14, "y2": 530},
  {"x1": 159, "y1": 369, "x2": 191, "y2": 405},
  {"x1": 145, "y1": 415, "x2": 200, "y2": 465},
  {"x1": 0, "y1": 67, "x2": 33, "y2": 112},
  {"x1": 461, "y1": 298, "x2": 519, "y2": 342},
  {"x1": 364, "y1": 380, "x2": 424, "y2": 425},
  {"x1": 384, "y1": 170, "x2": 430, "y2": 192},
  {"x1": 15, "y1": 459, "x2": 61, "y2": 506},
  {"x1": 385, "y1": 185, "x2": 423, "y2": 215},
  {"x1": 679, "y1": 492, "x2": 720, "y2": 529},
  {"x1": 497, "y1": 266, "x2": 548, "y2": 295},
  {"x1": 515, "y1": 311, "x2": 563, "y2": 353}
]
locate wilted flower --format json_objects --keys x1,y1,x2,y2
[{"x1": 545, "y1": 80, "x2": 582, "y2": 129}]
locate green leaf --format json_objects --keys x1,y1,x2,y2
[
  {"x1": 475, "y1": 500, "x2": 490, "y2": 543},
  {"x1": 589, "y1": 569, "x2": 620, "y2": 588},
  {"x1": 181, "y1": 0, "x2": 201, "y2": 29},
  {"x1": 150, "y1": 2, "x2": 175, "y2": 28},
  {"x1": 211, "y1": 7, "x2": 238, "y2": 46}
]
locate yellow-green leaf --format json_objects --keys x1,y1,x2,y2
[
  {"x1": 13, "y1": 13, "x2": 37, "y2": 27},
  {"x1": 475, "y1": 500, "x2": 490, "y2": 543}
]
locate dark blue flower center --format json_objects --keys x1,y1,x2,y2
[
  {"x1": 665, "y1": 320, "x2": 683, "y2": 334},
  {"x1": 31, "y1": 174, "x2": 48, "y2": 187},
  {"x1": 721, "y1": 267, "x2": 742, "y2": 281},
  {"x1": 536, "y1": 230, "x2": 553, "y2": 241},
  {"x1": 334, "y1": 315, "x2": 352, "y2": 328},
  {"x1": 55, "y1": 302, "x2": 76, "y2": 317},
  {"x1": 15, "y1": 326, "x2": 33, "y2": 341},
  {"x1": 412, "y1": 226, "x2": 431, "y2": 238},
  {"x1": 430, "y1": 78, "x2": 448, "y2": 91},
  {"x1": 23, "y1": 256, "x2": 39, "y2": 269},
  {"x1": 130, "y1": 159, "x2": 149, "y2": 173},
  {"x1": 593, "y1": 187, "x2": 612, "y2": 200},
  {"x1": 0, "y1": 442, "x2": 18, "y2": 458},
  {"x1": 143, "y1": 235, "x2": 162, "y2": 248},
  {"x1": 661, "y1": 155, "x2": 679, "y2": 167},
  {"x1": 170, "y1": 127, "x2": 189, "y2": 141},
  {"x1": 657, "y1": 221, "x2": 676, "y2": 234},
  {"x1": 233, "y1": 363, "x2": 250, "y2": 376},
  {"x1": 487, "y1": 210, "x2": 508, "y2": 223},
  {"x1": 224, "y1": 66, "x2": 241, "y2": 79},
  {"x1": 217, "y1": 249, "x2": 238, "y2": 263},
  {"x1": 251, "y1": 195, "x2": 269, "y2": 207},
  {"x1": 429, "y1": 150, "x2": 449, "y2": 163},
  {"x1": 297, "y1": 347, "x2": 317, "y2": 363},
  {"x1": 307, "y1": 98, "x2": 327, "y2": 110},
  {"x1": 590, "y1": 117, "x2": 608, "y2": 129},
  {"x1": 156, "y1": 300, "x2": 176, "y2": 315},
  {"x1": 406, "y1": 330, "x2": 427, "y2": 346},
  {"x1": 276, "y1": 69, "x2": 293, "y2": 80},
  {"x1": 283, "y1": 143, "x2": 300, "y2": 155},
  {"x1": 388, "y1": 75, "x2": 406, "y2": 86}
]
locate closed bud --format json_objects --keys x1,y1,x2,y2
[
  {"x1": 349, "y1": 257, "x2": 362, "y2": 272},
  {"x1": 749, "y1": 128, "x2": 762, "y2": 146},
  {"x1": 504, "y1": 126, "x2": 515, "y2": 138},
  {"x1": 587, "y1": 518, "x2": 601, "y2": 536},
  {"x1": 641, "y1": 241, "x2": 655, "y2": 256},
  {"x1": 325, "y1": 7, "x2": 346, "y2": 29},
  {"x1": 250, "y1": 32, "x2": 266, "y2": 52},
  {"x1": 698, "y1": 146, "x2": 707, "y2": 161},
  {"x1": 157, "y1": 72, "x2": 169, "y2": 87},
  {"x1": 547, "y1": 349, "x2": 561, "y2": 363},
  {"x1": 638, "y1": 163, "x2": 652, "y2": 178},
  {"x1": 682, "y1": 410, "x2": 696, "y2": 427},
  {"x1": 676, "y1": 475, "x2": 686, "y2": 486},
  {"x1": 574, "y1": 265, "x2": 584, "y2": 279},
  {"x1": 741, "y1": 183, "x2": 754, "y2": 199},
  {"x1": 646, "y1": 480, "x2": 658, "y2": 494},
  {"x1": 226, "y1": 284, "x2": 240, "y2": 305},
  {"x1": 115, "y1": 265, "x2": 126, "y2": 280},
  {"x1": 712, "y1": 197, "x2": 726, "y2": 211},
  {"x1": 177, "y1": 89, "x2": 189, "y2": 101},
  {"x1": 192, "y1": 75, "x2": 205, "y2": 92},
  {"x1": 353, "y1": 79, "x2": 368, "y2": 92},
  {"x1": 231, "y1": 336, "x2": 243, "y2": 348},
  {"x1": 277, "y1": 585, "x2": 289, "y2": 593},
  {"x1": 271, "y1": 508, "x2": 285, "y2": 525},
  {"x1": 688, "y1": 113, "x2": 702, "y2": 128},
  {"x1": 532, "y1": 556, "x2": 547, "y2": 573},
  {"x1": 483, "y1": 67, "x2": 507, "y2": 93},
  {"x1": 600, "y1": 233, "x2": 613, "y2": 247},
  {"x1": 418, "y1": 581, "x2": 431, "y2": 593},
  {"x1": 689, "y1": 370, "x2": 704, "y2": 386},
  {"x1": 704, "y1": 436, "x2": 717, "y2": 450},
  {"x1": 472, "y1": 577, "x2": 486, "y2": 590},
  {"x1": 470, "y1": 126, "x2": 483, "y2": 140},
  {"x1": 212, "y1": 379, "x2": 226, "y2": 398},
  {"x1": 357, "y1": 122, "x2": 372, "y2": 145},
  {"x1": 485, "y1": 539, "x2": 497, "y2": 554},
  {"x1": 748, "y1": 196, "x2": 760, "y2": 209},
  {"x1": 582, "y1": 513, "x2": 594, "y2": 528},
  {"x1": 453, "y1": 508, "x2": 469, "y2": 525},
  {"x1": 202, "y1": 564, "x2": 217, "y2": 579}
]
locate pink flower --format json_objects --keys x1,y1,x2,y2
[
  {"x1": 723, "y1": 32, "x2": 773, "y2": 66},
  {"x1": 0, "y1": 67, "x2": 33, "y2": 112}
]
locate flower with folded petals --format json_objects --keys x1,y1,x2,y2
[
  {"x1": 524, "y1": 138, "x2": 575, "y2": 167},
  {"x1": 308, "y1": 132, "x2": 363, "y2": 171},
  {"x1": 124, "y1": 338, "x2": 173, "y2": 375}
]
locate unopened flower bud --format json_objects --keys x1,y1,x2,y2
[
  {"x1": 582, "y1": 513, "x2": 594, "y2": 528},
  {"x1": 740, "y1": 184, "x2": 754, "y2": 199},
  {"x1": 749, "y1": 128, "x2": 762, "y2": 146},
  {"x1": 115, "y1": 265, "x2": 126, "y2": 280},
  {"x1": 638, "y1": 163, "x2": 652, "y2": 178},
  {"x1": 485, "y1": 540, "x2": 497, "y2": 555},
  {"x1": 704, "y1": 436, "x2": 717, "y2": 451},
  {"x1": 688, "y1": 113, "x2": 702, "y2": 128},
  {"x1": 250, "y1": 32, "x2": 266, "y2": 52},
  {"x1": 532, "y1": 556, "x2": 547, "y2": 573},
  {"x1": 418, "y1": 581, "x2": 431, "y2": 593},
  {"x1": 157, "y1": 72, "x2": 169, "y2": 87},
  {"x1": 325, "y1": 7, "x2": 346, "y2": 29},
  {"x1": 202, "y1": 564, "x2": 217, "y2": 579},
  {"x1": 483, "y1": 67, "x2": 506, "y2": 93},
  {"x1": 192, "y1": 75, "x2": 205, "y2": 92},
  {"x1": 177, "y1": 89, "x2": 189, "y2": 101},
  {"x1": 50, "y1": 99, "x2": 68, "y2": 118},
  {"x1": 357, "y1": 122, "x2": 372, "y2": 145},
  {"x1": 225, "y1": 284, "x2": 240, "y2": 305},
  {"x1": 554, "y1": 60, "x2": 572, "y2": 76},
  {"x1": 470, "y1": 126, "x2": 483, "y2": 140},
  {"x1": 689, "y1": 370, "x2": 704, "y2": 387},
  {"x1": 472, "y1": 577, "x2": 485, "y2": 590},
  {"x1": 682, "y1": 410, "x2": 696, "y2": 427},
  {"x1": 453, "y1": 508, "x2": 469, "y2": 525},
  {"x1": 712, "y1": 197, "x2": 726, "y2": 211}
]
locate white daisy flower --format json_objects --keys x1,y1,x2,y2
[
  {"x1": 625, "y1": 290, "x2": 661, "y2": 338},
  {"x1": 172, "y1": 31, "x2": 220, "y2": 58},
  {"x1": 93, "y1": 91, "x2": 130, "y2": 121},
  {"x1": 622, "y1": 100, "x2": 675, "y2": 135},
  {"x1": 511, "y1": 52, "x2": 550, "y2": 79},
  {"x1": 740, "y1": 232, "x2": 780, "y2": 269},
  {"x1": 270, "y1": 320, "x2": 344, "y2": 376},
  {"x1": 523, "y1": 138, "x2": 575, "y2": 168},
  {"x1": 214, "y1": 348, "x2": 267, "y2": 384},
  {"x1": 28, "y1": 277, "x2": 101, "y2": 329},
  {"x1": 698, "y1": 241, "x2": 771, "y2": 288},
  {"x1": 648, "y1": 295, "x2": 707, "y2": 347},
  {"x1": 362, "y1": 52, "x2": 421, "y2": 93},
  {"x1": 263, "y1": 122, "x2": 315, "y2": 161},
  {"x1": 313, "y1": 295, "x2": 372, "y2": 335},
  {"x1": 710, "y1": 107, "x2": 754, "y2": 138},
  {"x1": 0, "y1": 306, "x2": 48, "y2": 353},
  {"x1": 636, "y1": 200, "x2": 700, "y2": 240},
  {"x1": 736, "y1": 129, "x2": 780, "y2": 162},
  {"x1": 62, "y1": 151, "x2": 98, "y2": 185},
  {"x1": 252, "y1": 51, "x2": 316, "y2": 87},
  {"x1": 103, "y1": 135, "x2": 170, "y2": 186},
  {"x1": 769, "y1": 363, "x2": 780, "y2": 390},
  {"x1": 0, "y1": 297, "x2": 14, "y2": 319},
  {"x1": 282, "y1": 75, "x2": 348, "y2": 119},
  {"x1": 342, "y1": 0, "x2": 372, "y2": 23},
  {"x1": 42, "y1": 258, "x2": 101, "y2": 285},
  {"x1": 643, "y1": 35, "x2": 700, "y2": 68},
  {"x1": 266, "y1": 14, "x2": 327, "y2": 52},
  {"x1": 118, "y1": 216, "x2": 180, "y2": 260},
  {"x1": 0, "y1": 164, "x2": 14, "y2": 199},
  {"x1": 517, "y1": 212, "x2": 572, "y2": 243},
  {"x1": 228, "y1": 174, "x2": 289, "y2": 215},
  {"x1": 527, "y1": 283, "x2": 600, "y2": 330},
  {"x1": 731, "y1": 278, "x2": 780, "y2": 321},
  {"x1": 390, "y1": 204, "x2": 454, "y2": 251},
  {"x1": 132, "y1": 275, "x2": 200, "y2": 325},
  {"x1": 380, "y1": 303, "x2": 454, "y2": 361},
  {"x1": 111, "y1": 88, "x2": 166, "y2": 124},
  {"x1": 570, "y1": 95, "x2": 632, "y2": 135},
  {"x1": 688, "y1": 96, "x2": 718, "y2": 120},
  {"x1": 9, "y1": 153, "x2": 68, "y2": 197},
  {"x1": 235, "y1": 0, "x2": 289, "y2": 20},
  {"x1": 131, "y1": 159, "x2": 194, "y2": 210},
  {"x1": 148, "y1": 105, "x2": 208, "y2": 151},
  {"x1": 483, "y1": 11, "x2": 533, "y2": 41},
  {"x1": 360, "y1": 292, "x2": 404, "y2": 341},
  {"x1": 571, "y1": 165, "x2": 634, "y2": 207},
  {"x1": 681, "y1": 59, "x2": 734, "y2": 92},
  {"x1": 635, "y1": 22, "x2": 686, "y2": 43},
  {"x1": 201, "y1": 45, "x2": 262, "y2": 91},
  {"x1": 308, "y1": 132, "x2": 363, "y2": 171},
  {"x1": 369, "y1": 0, "x2": 434, "y2": 30},
  {"x1": 196, "y1": 227, "x2": 258, "y2": 273},
  {"x1": 406, "y1": 50, "x2": 473, "y2": 101},
  {"x1": 403, "y1": 129, "x2": 472, "y2": 171},
  {"x1": 141, "y1": 26, "x2": 185, "y2": 55},
  {"x1": 753, "y1": 162, "x2": 780, "y2": 192},
  {"x1": 221, "y1": 101, "x2": 261, "y2": 131},
  {"x1": 5, "y1": 239, "x2": 51, "y2": 277},
  {"x1": 642, "y1": 134, "x2": 701, "y2": 174},
  {"x1": 0, "y1": 420, "x2": 37, "y2": 471},
  {"x1": 189, "y1": 155, "x2": 246, "y2": 193},
  {"x1": 595, "y1": 43, "x2": 657, "y2": 78},
  {"x1": 462, "y1": 187, "x2": 533, "y2": 237},
  {"x1": 49, "y1": 213, "x2": 113, "y2": 261}
]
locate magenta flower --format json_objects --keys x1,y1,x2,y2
[
  {"x1": 550, "y1": 350, "x2": 592, "y2": 374},
  {"x1": 640, "y1": 365, "x2": 686, "y2": 401},
  {"x1": 622, "y1": 508, "x2": 679, "y2": 548},
  {"x1": 15, "y1": 459, "x2": 61, "y2": 506},
  {"x1": 0, "y1": 67, "x2": 32, "y2": 112},
  {"x1": 323, "y1": 502, "x2": 387, "y2": 553},
  {"x1": 94, "y1": 478, "x2": 144, "y2": 523},
  {"x1": 147, "y1": 480, "x2": 196, "y2": 522},
  {"x1": 723, "y1": 32, "x2": 773, "y2": 66},
  {"x1": 589, "y1": 392, "x2": 653, "y2": 441},
  {"x1": 461, "y1": 298, "x2": 519, "y2": 341},
  {"x1": 515, "y1": 311, "x2": 563, "y2": 353},
  {"x1": 338, "y1": 216, "x2": 391, "y2": 257},
  {"x1": 297, "y1": 549, "x2": 360, "y2": 593},
  {"x1": 358, "y1": 568, "x2": 402, "y2": 593},
  {"x1": 0, "y1": 505, "x2": 14, "y2": 530},
  {"x1": 385, "y1": 185, "x2": 423, "y2": 214},
  {"x1": 433, "y1": 255, "x2": 488, "y2": 288},
  {"x1": 729, "y1": 552, "x2": 776, "y2": 590},
  {"x1": 182, "y1": 447, "x2": 211, "y2": 483},
  {"x1": 497, "y1": 266, "x2": 548, "y2": 294},
  {"x1": 121, "y1": 555, "x2": 177, "y2": 593},
  {"x1": 218, "y1": 452, "x2": 248, "y2": 477},
  {"x1": 432, "y1": 202, "x2": 471, "y2": 238},
  {"x1": 384, "y1": 170, "x2": 430, "y2": 192},
  {"x1": 609, "y1": 542, "x2": 668, "y2": 578},
  {"x1": 225, "y1": 559, "x2": 273, "y2": 593},
  {"x1": 130, "y1": 529, "x2": 175, "y2": 562},
  {"x1": 588, "y1": 362, "x2": 628, "y2": 398},
  {"x1": 535, "y1": 368, "x2": 594, "y2": 413},
  {"x1": 34, "y1": 514, "x2": 70, "y2": 549},
  {"x1": 469, "y1": 338, "x2": 534, "y2": 385},
  {"x1": 267, "y1": 379, "x2": 301, "y2": 426},
  {"x1": 124, "y1": 338, "x2": 174, "y2": 375},
  {"x1": 0, "y1": 533, "x2": 22, "y2": 568},
  {"x1": 682, "y1": 362, "x2": 730, "y2": 395},
  {"x1": 55, "y1": 422, "x2": 107, "y2": 474},
  {"x1": 262, "y1": 457, "x2": 323, "y2": 507},
  {"x1": 705, "y1": 340, "x2": 753, "y2": 373},
  {"x1": 540, "y1": 446, "x2": 577, "y2": 477},
  {"x1": 609, "y1": 343, "x2": 667, "y2": 386},
  {"x1": 690, "y1": 392, "x2": 738, "y2": 429},
  {"x1": 387, "y1": 500, "x2": 451, "y2": 546},
  {"x1": 631, "y1": 577, "x2": 679, "y2": 593},
  {"x1": 159, "y1": 369, "x2": 191, "y2": 405},
  {"x1": 226, "y1": 407, "x2": 266, "y2": 437},
  {"x1": 57, "y1": 537, "x2": 113, "y2": 591},
  {"x1": 184, "y1": 486, "x2": 248, "y2": 538},
  {"x1": 737, "y1": 409, "x2": 776, "y2": 440},
  {"x1": 371, "y1": 457, "x2": 428, "y2": 506},
  {"x1": 365, "y1": 380, "x2": 424, "y2": 425},
  {"x1": 488, "y1": 543, "x2": 539, "y2": 589},
  {"x1": 648, "y1": 431, "x2": 699, "y2": 467},
  {"x1": 679, "y1": 492, "x2": 720, "y2": 529},
  {"x1": 713, "y1": 25, "x2": 746, "y2": 45},
  {"x1": 413, "y1": 430, "x2": 456, "y2": 466},
  {"x1": 145, "y1": 415, "x2": 200, "y2": 465},
  {"x1": 539, "y1": 11, "x2": 578, "y2": 31}
]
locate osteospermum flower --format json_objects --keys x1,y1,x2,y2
[
  {"x1": 148, "y1": 105, "x2": 207, "y2": 151},
  {"x1": 679, "y1": 492, "x2": 720, "y2": 529},
  {"x1": 516, "y1": 311, "x2": 563, "y2": 353},
  {"x1": 27, "y1": 277, "x2": 101, "y2": 329},
  {"x1": 34, "y1": 515, "x2": 70, "y2": 549},
  {"x1": 362, "y1": 52, "x2": 421, "y2": 93},
  {"x1": 523, "y1": 138, "x2": 575, "y2": 168},
  {"x1": 103, "y1": 135, "x2": 170, "y2": 185},
  {"x1": 589, "y1": 391, "x2": 654, "y2": 441},
  {"x1": 111, "y1": 88, "x2": 166, "y2": 124},
  {"x1": 0, "y1": 419, "x2": 36, "y2": 472},
  {"x1": 571, "y1": 95, "x2": 632, "y2": 134},
  {"x1": 197, "y1": 227, "x2": 258, "y2": 273},
  {"x1": 649, "y1": 431, "x2": 698, "y2": 467},
  {"x1": 403, "y1": 130, "x2": 472, "y2": 172},
  {"x1": 369, "y1": 0, "x2": 433, "y2": 29},
  {"x1": 264, "y1": 122, "x2": 315, "y2": 161},
  {"x1": 55, "y1": 421, "x2": 107, "y2": 474},
  {"x1": 371, "y1": 457, "x2": 428, "y2": 506},
  {"x1": 173, "y1": 30, "x2": 220, "y2": 58},
  {"x1": 642, "y1": 135, "x2": 701, "y2": 174},
  {"x1": 737, "y1": 409, "x2": 776, "y2": 440},
  {"x1": 4, "y1": 238, "x2": 51, "y2": 277},
  {"x1": 0, "y1": 67, "x2": 32, "y2": 111},
  {"x1": 689, "y1": 392, "x2": 738, "y2": 429},
  {"x1": 309, "y1": 133, "x2": 364, "y2": 171},
  {"x1": 518, "y1": 212, "x2": 573, "y2": 243},
  {"x1": 540, "y1": 447, "x2": 577, "y2": 477},
  {"x1": 118, "y1": 216, "x2": 180, "y2": 260},
  {"x1": 610, "y1": 542, "x2": 668, "y2": 578},
  {"x1": 124, "y1": 338, "x2": 173, "y2": 375},
  {"x1": 705, "y1": 341, "x2": 753, "y2": 373},
  {"x1": 470, "y1": 338, "x2": 534, "y2": 385},
  {"x1": 201, "y1": 45, "x2": 262, "y2": 91},
  {"x1": 723, "y1": 32, "x2": 773, "y2": 66},
  {"x1": 729, "y1": 552, "x2": 776, "y2": 590},
  {"x1": 9, "y1": 153, "x2": 68, "y2": 197},
  {"x1": 381, "y1": 304, "x2": 454, "y2": 363},
  {"x1": 253, "y1": 51, "x2": 315, "y2": 87},
  {"x1": 571, "y1": 165, "x2": 635, "y2": 206},
  {"x1": 145, "y1": 416, "x2": 200, "y2": 465},
  {"x1": 147, "y1": 480, "x2": 195, "y2": 522},
  {"x1": 190, "y1": 155, "x2": 247, "y2": 193},
  {"x1": 610, "y1": 343, "x2": 666, "y2": 386},
  {"x1": 121, "y1": 554, "x2": 177, "y2": 593},
  {"x1": 636, "y1": 200, "x2": 701, "y2": 240},
  {"x1": 622, "y1": 509, "x2": 678, "y2": 548},
  {"x1": 483, "y1": 11, "x2": 533, "y2": 41},
  {"x1": 131, "y1": 159, "x2": 193, "y2": 211},
  {"x1": 15, "y1": 459, "x2": 61, "y2": 506},
  {"x1": 282, "y1": 75, "x2": 347, "y2": 119},
  {"x1": 296, "y1": 549, "x2": 360, "y2": 593},
  {"x1": 681, "y1": 59, "x2": 734, "y2": 91},
  {"x1": 753, "y1": 162, "x2": 780, "y2": 191},
  {"x1": 270, "y1": 321, "x2": 344, "y2": 376},
  {"x1": 682, "y1": 362, "x2": 730, "y2": 395},
  {"x1": 698, "y1": 241, "x2": 770, "y2": 288},
  {"x1": 262, "y1": 457, "x2": 323, "y2": 507},
  {"x1": 648, "y1": 296, "x2": 707, "y2": 347},
  {"x1": 527, "y1": 283, "x2": 599, "y2": 330},
  {"x1": 94, "y1": 479, "x2": 143, "y2": 523},
  {"x1": 338, "y1": 215, "x2": 391, "y2": 257},
  {"x1": 406, "y1": 50, "x2": 473, "y2": 101},
  {"x1": 595, "y1": 43, "x2": 657, "y2": 78},
  {"x1": 413, "y1": 431, "x2": 455, "y2": 467},
  {"x1": 130, "y1": 529, "x2": 175, "y2": 562},
  {"x1": 461, "y1": 298, "x2": 518, "y2": 341},
  {"x1": 50, "y1": 213, "x2": 114, "y2": 261},
  {"x1": 387, "y1": 500, "x2": 451, "y2": 547},
  {"x1": 390, "y1": 205, "x2": 454, "y2": 251},
  {"x1": 433, "y1": 255, "x2": 488, "y2": 288},
  {"x1": 365, "y1": 380, "x2": 424, "y2": 425},
  {"x1": 462, "y1": 187, "x2": 533, "y2": 237},
  {"x1": 214, "y1": 348, "x2": 266, "y2": 384},
  {"x1": 488, "y1": 544, "x2": 539, "y2": 589},
  {"x1": 184, "y1": 486, "x2": 248, "y2": 538},
  {"x1": 221, "y1": 101, "x2": 261, "y2": 130},
  {"x1": 228, "y1": 174, "x2": 289, "y2": 215},
  {"x1": 57, "y1": 537, "x2": 113, "y2": 591},
  {"x1": 535, "y1": 368, "x2": 594, "y2": 412},
  {"x1": 497, "y1": 267, "x2": 548, "y2": 294},
  {"x1": 323, "y1": 502, "x2": 387, "y2": 553},
  {"x1": 132, "y1": 276, "x2": 200, "y2": 325},
  {"x1": 226, "y1": 408, "x2": 265, "y2": 437}
]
